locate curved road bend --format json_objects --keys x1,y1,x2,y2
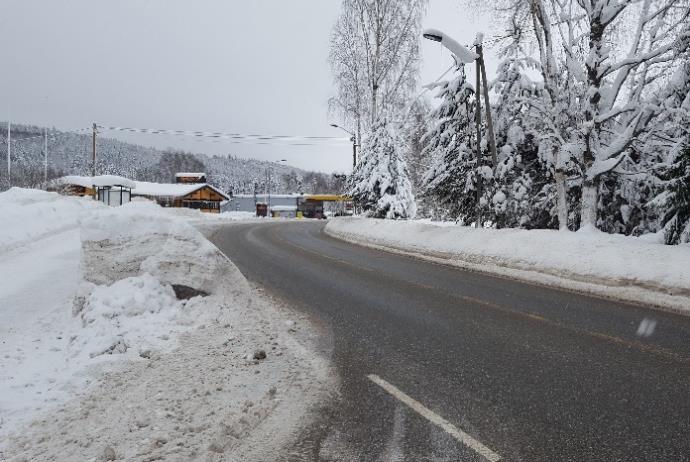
[{"x1": 209, "y1": 221, "x2": 690, "y2": 462}]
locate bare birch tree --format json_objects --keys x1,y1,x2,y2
[{"x1": 329, "y1": 0, "x2": 427, "y2": 141}]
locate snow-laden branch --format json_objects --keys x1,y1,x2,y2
[{"x1": 600, "y1": 40, "x2": 679, "y2": 79}]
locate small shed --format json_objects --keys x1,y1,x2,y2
[
  {"x1": 223, "y1": 194, "x2": 304, "y2": 214},
  {"x1": 92, "y1": 175, "x2": 135, "y2": 206},
  {"x1": 298, "y1": 194, "x2": 352, "y2": 218},
  {"x1": 51, "y1": 175, "x2": 134, "y2": 206},
  {"x1": 133, "y1": 181, "x2": 229, "y2": 213},
  {"x1": 256, "y1": 202, "x2": 268, "y2": 217},
  {"x1": 271, "y1": 205, "x2": 298, "y2": 219}
]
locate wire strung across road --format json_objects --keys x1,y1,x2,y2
[
  {"x1": 7, "y1": 131, "x2": 75, "y2": 143},
  {"x1": 96, "y1": 125, "x2": 352, "y2": 146}
]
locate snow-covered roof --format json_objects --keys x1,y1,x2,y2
[
  {"x1": 175, "y1": 172, "x2": 206, "y2": 178},
  {"x1": 58, "y1": 175, "x2": 93, "y2": 188},
  {"x1": 92, "y1": 175, "x2": 136, "y2": 188},
  {"x1": 57, "y1": 175, "x2": 135, "y2": 189},
  {"x1": 132, "y1": 181, "x2": 229, "y2": 200}
]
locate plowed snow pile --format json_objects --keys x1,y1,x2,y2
[
  {"x1": 0, "y1": 190, "x2": 331, "y2": 461},
  {"x1": 0, "y1": 187, "x2": 99, "y2": 253}
]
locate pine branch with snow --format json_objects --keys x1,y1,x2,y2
[{"x1": 657, "y1": 142, "x2": 690, "y2": 244}]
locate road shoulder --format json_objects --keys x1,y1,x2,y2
[{"x1": 325, "y1": 217, "x2": 690, "y2": 315}]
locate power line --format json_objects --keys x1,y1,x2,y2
[
  {"x1": 96, "y1": 125, "x2": 351, "y2": 145},
  {"x1": 188, "y1": 136, "x2": 352, "y2": 148},
  {"x1": 6, "y1": 132, "x2": 68, "y2": 143}
]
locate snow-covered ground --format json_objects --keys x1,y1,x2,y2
[
  {"x1": 326, "y1": 217, "x2": 690, "y2": 314},
  {"x1": 0, "y1": 189, "x2": 331, "y2": 461}
]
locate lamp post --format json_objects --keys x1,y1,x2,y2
[
  {"x1": 423, "y1": 29, "x2": 497, "y2": 166},
  {"x1": 267, "y1": 159, "x2": 287, "y2": 214},
  {"x1": 6, "y1": 120, "x2": 10, "y2": 186},
  {"x1": 423, "y1": 29, "x2": 498, "y2": 228},
  {"x1": 329, "y1": 123, "x2": 357, "y2": 170}
]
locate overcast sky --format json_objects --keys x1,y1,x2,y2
[{"x1": 1, "y1": 0, "x2": 494, "y2": 173}]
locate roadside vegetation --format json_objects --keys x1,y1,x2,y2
[{"x1": 330, "y1": 0, "x2": 690, "y2": 244}]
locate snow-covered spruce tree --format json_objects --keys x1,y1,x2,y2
[
  {"x1": 657, "y1": 143, "x2": 690, "y2": 244},
  {"x1": 420, "y1": 67, "x2": 479, "y2": 222},
  {"x1": 489, "y1": 55, "x2": 561, "y2": 229},
  {"x1": 349, "y1": 119, "x2": 416, "y2": 219}
]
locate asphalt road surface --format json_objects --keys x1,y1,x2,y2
[{"x1": 209, "y1": 221, "x2": 690, "y2": 462}]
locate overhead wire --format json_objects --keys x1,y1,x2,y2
[
  {"x1": 8, "y1": 131, "x2": 74, "y2": 143},
  {"x1": 96, "y1": 125, "x2": 351, "y2": 145}
]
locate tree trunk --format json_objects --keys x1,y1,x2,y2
[
  {"x1": 555, "y1": 171, "x2": 568, "y2": 230},
  {"x1": 581, "y1": 9, "x2": 604, "y2": 231},
  {"x1": 371, "y1": 85, "x2": 377, "y2": 126},
  {"x1": 580, "y1": 179, "x2": 598, "y2": 229}
]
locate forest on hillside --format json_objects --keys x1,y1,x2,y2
[{"x1": 0, "y1": 124, "x2": 345, "y2": 195}]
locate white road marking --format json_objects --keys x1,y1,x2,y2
[
  {"x1": 367, "y1": 374, "x2": 501, "y2": 462},
  {"x1": 636, "y1": 317, "x2": 657, "y2": 338}
]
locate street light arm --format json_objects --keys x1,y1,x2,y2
[
  {"x1": 329, "y1": 123, "x2": 354, "y2": 137},
  {"x1": 423, "y1": 28, "x2": 478, "y2": 65}
]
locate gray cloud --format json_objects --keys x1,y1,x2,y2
[{"x1": 1, "y1": 0, "x2": 493, "y2": 173}]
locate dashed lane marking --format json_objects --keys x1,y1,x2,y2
[{"x1": 367, "y1": 374, "x2": 502, "y2": 462}]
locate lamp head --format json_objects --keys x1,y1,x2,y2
[{"x1": 423, "y1": 32, "x2": 442, "y2": 42}]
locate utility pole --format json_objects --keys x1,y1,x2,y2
[
  {"x1": 475, "y1": 57, "x2": 483, "y2": 228},
  {"x1": 44, "y1": 127, "x2": 48, "y2": 184},
  {"x1": 92, "y1": 123, "x2": 97, "y2": 177},
  {"x1": 6, "y1": 120, "x2": 10, "y2": 186},
  {"x1": 267, "y1": 166, "x2": 271, "y2": 213},
  {"x1": 476, "y1": 44, "x2": 498, "y2": 168}
]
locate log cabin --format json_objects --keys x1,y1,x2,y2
[{"x1": 132, "y1": 181, "x2": 229, "y2": 213}]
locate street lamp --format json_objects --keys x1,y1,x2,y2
[
  {"x1": 267, "y1": 159, "x2": 287, "y2": 212},
  {"x1": 422, "y1": 29, "x2": 478, "y2": 65},
  {"x1": 329, "y1": 123, "x2": 357, "y2": 170},
  {"x1": 424, "y1": 28, "x2": 499, "y2": 228},
  {"x1": 423, "y1": 28, "x2": 497, "y2": 168}
]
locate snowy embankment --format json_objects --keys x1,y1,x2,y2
[
  {"x1": 1, "y1": 189, "x2": 330, "y2": 461},
  {"x1": 325, "y1": 217, "x2": 690, "y2": 314},
  {"x1": 0, "y1": 188, "x2": 97, "y2": 253}
]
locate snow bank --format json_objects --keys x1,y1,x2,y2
[
  {"x1": 0, "y1": 187, "x2": 100, "y2": 253},
  {"x1": 79, "y1": 200, "x2": 239, "y2": 295},
  {"x1": 71, "y1": 200, "x2": 253, "y2": 364},
  {"x1": 76, "y1": 274, "x2": 189, "y2": 358},
  {"x1": 1, "y1": 191, "x2": 331, "y2": 460},
  {"x1": 326, "y1": 217, "x2": 690, "y2": 313}
]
